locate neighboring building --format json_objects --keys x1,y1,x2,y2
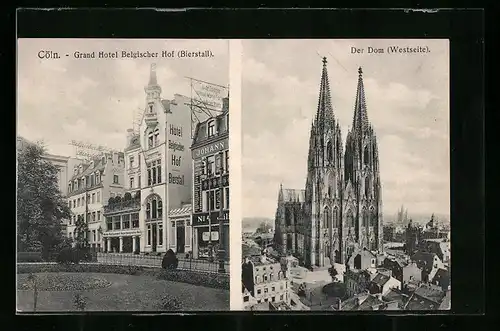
[
  {"x1": 274, "y1": 60, "x2": 383, "y2": 269},
  {"x1": 241, "y1": 255, "x2": 291, "y2": 310},
  {"x1": 191, "y1": 96, "x2": 229, "y2": 259},
  {"x1": 336, "y1": 292, "x2": 399, "y2": 311},
  {"x1": 344, "y1": 268, "x2": 372, "y2": 298},
  {"x1": 347, "y1": 247, "x2": 378, "y2": 270},
  {"x1": 411, "y1": 252, "x2": 446, "y2": 283},
  {"x1": 17, "y1": 136, "x2": 83, "y2": 196},
  {"x1": 368, "y1": 272, "x2": 401, "y2": 296},
  {"x1": 404, "y1": 284, "x2": 446, "y2": 310},
  {"x1": 404, "y1": 220, "x2": 421, "y2": 256},
  {"x1": 382, "y1": 288, "x2": 410, "y2": 309},
  {"x1": 431, "y1": 268, "x2": 450, "y2": 292},
  {"x1": 66, "y1": 152, "x2": 125, "y2": 250},
  {"x1": 137, "y1": 64, "x2": 193, "y2": 253},
  {"x1": 102, "y1": 194, "x2": 141, "y2": 253},
  {"x1": 419, "y1": 238, "x2": 451, "y2": 264},
  {"x1": 168, "y1": 204, "x2": 193, "y2": 255},
  {"x1": 383, "y1": 257, "x2": 422, "y2": 284}
]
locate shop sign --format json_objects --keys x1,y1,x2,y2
[
  {"x1": 192, "y1": 138, "x2": 228, "y2": 159},
  {"x1": 202, "y1": 231, "x2": 219, "y2": 241}
]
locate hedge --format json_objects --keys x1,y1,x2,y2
[
  {"x1": 17, "y1": 252, "x2": 44, "y2": 262},
  {"x1": 16, "y1": 263, "x2": 229, "y2": 290}
]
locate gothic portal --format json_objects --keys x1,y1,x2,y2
[{"x1": 274, "y1": 58, "x2": 384, "y2": 268}]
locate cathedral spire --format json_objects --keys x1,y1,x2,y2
[
  {"x1": 315, "y1": 57, "x2": 335, "y2": 130},
  {"x1": 352, "y1": 66, "x2": 369, "y2": 134}
]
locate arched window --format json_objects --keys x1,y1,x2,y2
[
  {"x1": 362, "y1": 208, "x2": 369, "y2": 227},
  {"x1": 346, "y1": 209, "x2": 354, "y2": 227},
  {"x1": 327, "y1": 140, "x2": 333, "y2": 163},
  {"x1": 153, "y1": 128, "x2": 160, "y2": 146},
  {"x1": 145, "y1": 195, "x2": 163, "y2": 220},
  {"x1": 370, "y1": 208, "x2": 377, "y2": 226},
  {"x1": 333, "y1": 207, "x2": 339, "y2": 228},
  {"x1": 323, "y1": 207, "x2": 331, "y2": 229},
  {"x1": 147, "y1": 130, "x2": 155, "y2": 148},
  {"x1": 364, "y1": 145, "x2": 370, "y2": 166},
  {"x1": 207, "y1": 120, "x2": 215, "y2": 137},
  {"x1": 365, "y1": 176, "x2": 371, "y2": 198}
]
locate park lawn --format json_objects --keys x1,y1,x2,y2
[{"x1": 17, "y1": 272, "x2": 229, "y2": 312}]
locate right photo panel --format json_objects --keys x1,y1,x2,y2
[{"x1": 240, "y1": 39, "x2": 450, "y2": 311}]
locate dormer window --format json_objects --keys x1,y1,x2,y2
[
  {"x1": 207, "y1": 120, "x2": 215, "y2": 137},
  {"x1": 153, "y1": 129, "x2": 160, "y2": 146},
  {"x1": 90, "y1": 161, "x2": 94, "y2": 169},
  {"x1": 148, "y1": 130, "x2": 154, "y2": 148}
]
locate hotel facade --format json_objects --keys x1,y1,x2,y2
[{"x1": 101, "y1": 64, "x2": 195, "y2": 254}]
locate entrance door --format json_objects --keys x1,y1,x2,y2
[
  {"x1": 176, "y1": 226, "x2": 185, "y2": 253},
  {"x1": 152, "y1": 224, "x2": 157, "y2": 252}
]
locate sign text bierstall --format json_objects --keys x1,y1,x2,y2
[{"x1": 192, "y1": 138, "x2": 228, "y2": 159}]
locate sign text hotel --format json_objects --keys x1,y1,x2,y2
[{"x1": 192, "y1": 138, "x2": 228, "y2": 159}]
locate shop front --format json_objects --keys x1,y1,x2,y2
[
  {"x1": 168, "y1": 204, "x2": 193, "y2": 255},
  {"x1": 192, "y1": 211, "x2": 229, "y2": 260},
  {"x1": 103, "y1": 229, "x2": 141, "y2": 253}
]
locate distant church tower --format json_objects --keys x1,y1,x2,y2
[
  {"x1": 304, "y1": 57, "x2": 344, "y2": 268},
  {"x1": 344, "y1": 67, "x2": 383, "y2": 259}
]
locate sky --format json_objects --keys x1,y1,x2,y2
[
  {"x1": 242, "y1": 39, "x2": 450, "y2": 219},
  {"x1": 17, "y1": 39, "x2": 229, "y2": 156}
]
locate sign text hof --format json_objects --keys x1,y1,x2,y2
[{"x1": 168, "y1": 123, "x2": 186, "y2": 186}]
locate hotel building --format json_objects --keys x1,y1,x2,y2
[
  {"x1": 102, "y1": 64, "x2": 194, "y2": 254},
  {"x1": 191, "y1": 98, "x2": 229, "y2": 259},
  {"x1": 66, "y1": 152, "x2": 125, "y2": 250}
]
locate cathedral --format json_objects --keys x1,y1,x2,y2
[{"x1": 274, "y1": 58, "x2": 384, "y2": 269}]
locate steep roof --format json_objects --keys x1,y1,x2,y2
[
  {"x1": 404, "y1": 293, "x2": 439, "y2": 310},
  {"x1": 357, "y1": 294, "x2": 386, "y2": 310},
  {"x1": 411, "y1": 252, "x2": 438, "y2": 271},
  {"x1": 383, "y1": 288, "x2": 409, "y2": 308},
  {"x1": 371, "y1": 273, "x2": 391, "y2": 287},
  {"x1": 69, "y1": 157, "x2": 106, "y2": 181},
  {"x1": 414, "y1": 284, "x2": 445, "y2": 304}
]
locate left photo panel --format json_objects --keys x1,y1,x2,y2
[{"x1": 16, "y1": 39, "x2": 230, "y2": 312}]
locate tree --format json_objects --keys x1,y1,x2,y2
[
  {"x1": 17, "y1": 143, "x2": 71, "y2": 257},
  {"x1": 328, "y1": 266, "x2": 338, "y2": 282},
  {"x1": 74, "y1": 215, "x2": 89, "y2": 249}
]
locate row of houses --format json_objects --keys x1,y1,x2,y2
[
  {"x1": 20, "y1": 64, "x2": 230, "y2": 261},
  {"x1": 339, "y1": 241, "x2": 450, "y2": 310}
]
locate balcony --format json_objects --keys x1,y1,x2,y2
[{"x1": 103, "y1": 198, "x2": 141, "y2": 215}]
